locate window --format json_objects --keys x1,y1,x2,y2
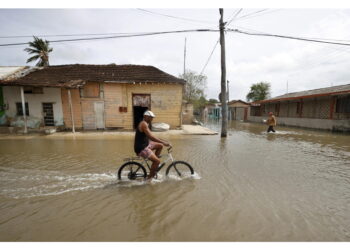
[
  {"x1": 16, "y1": 102, "x2": 29, "y2": 116},
  {"x1": 336, "y1": 95, "x2": 350, "y2": 113},
  {"x1": 24, "y1": 86, "x2": 43, "y2": 94},
  {"x1": 80, "y1": 83, "x2": 100, "y2": 98}
]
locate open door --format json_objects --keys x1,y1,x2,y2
[{"x1": 132, "y1": 94, "x2": 151, "y2": 129}]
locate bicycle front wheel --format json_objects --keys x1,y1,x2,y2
[
  {"x1": 165, "y1": 161, "x2": 194, "y2": 179},
  {"x1": 118, "y1": 161, "x2": 147, "y2": 181}
]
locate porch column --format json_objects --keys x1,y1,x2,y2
[
  {"x1": 20, "y1": 86, "x2": 28, "y2": 134},
  {"x1": 300, "y1": 98, "x2": 303, "y2": 118},
  {"x1": 67, "y1": 89, "x2": 75, "y2": 133}
]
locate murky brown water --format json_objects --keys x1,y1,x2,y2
[{"x1": 0, "y1": 121, "x2": 349, "y2": 241}]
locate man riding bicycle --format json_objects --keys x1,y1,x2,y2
[{"x1": 134, "y1": 110, "x2": 171, "y2": 180}]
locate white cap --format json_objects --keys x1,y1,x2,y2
[{"x1": 144, "y1": 110, "x2": 155, "y2": 117}]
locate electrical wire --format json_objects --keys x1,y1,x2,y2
[
  {"x1": 229, "y1": 28, "x2": 350, "y2": 46},
  {"x1": 235, "y1": 9, "x2": 269, "y2": 20},
  {"x1": 0, "y1": 29, "x2": 219, "y2": 47},
  {"x1": 0, "y1": 32, "x2": 140, "y2": 39},
  {"x1": 226, "y1": 8, "x2": 243, "y2": 26},
  {"x1": 136, "y1": 8, "x2": 216, "y2": 24},
  {"x1": 200, "y1": 39, "x2": 220, "y2": 75}
]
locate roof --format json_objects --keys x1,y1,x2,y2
[
  {"x1": 0, "y1": 66, "x2": 28, "y2": 80},
  {"x1": 228, "y1": 99, "x2": 250, "y2": 106},
  {"x1": 0, "y1": 64, "x2": 186, "y2": 88},
  {"x1": 258, "y1": 84, "x2": 350, "y2": 103}
]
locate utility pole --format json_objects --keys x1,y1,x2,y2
[
  {"x1": 183, "y1": 37, "x2": 187, "y2": 75},
  {"x1": 219, "y1": 8, "x2": 228, "y2": 137},
  {"x1": 286, "y1": 80, "x2": 289, "y2": 94}
]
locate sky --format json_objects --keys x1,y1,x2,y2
[{"x1": 1, "y1": 1, "x2": 350, "y2": 101}]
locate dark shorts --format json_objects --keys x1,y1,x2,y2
[{"x1": 138, "y1": 141, "x2": 157, "y2": 159}]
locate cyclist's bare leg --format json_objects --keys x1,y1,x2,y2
[
  {"x1": 147, "y1": 152, "x2": 160, "y2": 179},
  {"x1": 151, "y1": 141, "x2": 163, "y2": 157}
]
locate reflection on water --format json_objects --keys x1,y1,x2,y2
[{"x1": 0, "y1": 120, "x2": 349, "y2": 241}]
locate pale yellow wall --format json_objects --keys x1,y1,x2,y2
[{"x1": 103, "y1": 82, "x2": 183, "y2": 129}]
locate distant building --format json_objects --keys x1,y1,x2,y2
[
  {"x1": 249, "y1": 84, "x2": 350, "y2": 132},
  {"x1": 0, "y1": 64, "x2": 185, "y2": 131},
  {"x1": 228, "y1": 100, "x2": 250, "y2": 121}
]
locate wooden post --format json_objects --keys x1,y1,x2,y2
[
  {"x1": 219, "y1": 8, "x2": 228, "y2": 137},
  {"x1": 329, "y1": 96, "x2": 336, "y2": 120},
  {"x1": 68, "y1": 89, "x2": 75, "y2": 133},
  {"x1": 184, "y1": 37, "x2": 187, "y2": 75},
  {"x1": 20, "y1": 86, "x2": 28, "y2": 134},
  {"x1": 300, "y1": 98, "x2": 303, "y2": 118}
]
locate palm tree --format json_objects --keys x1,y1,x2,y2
[
  {"x1": 24, "y1": 36, "x2": 53, "y2": 66},
  {"x1": 246, "y1": 82, "x2": 271, "y2": 102}
]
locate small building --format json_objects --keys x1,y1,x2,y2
[
  {"x1": 205, "y1": 103, "x2": 221, "y2": 119},
  {"x1": 227, "y1": 100, "x2": 250, "y2": 121},
  {"x1": 249, "y1": 84, "x2": 350, "y2": 132},
  {"x1": 0, "y1": 64, "x2": 185, "y2": 131}
]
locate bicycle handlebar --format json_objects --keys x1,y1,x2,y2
[{"x1": 167, "y1": 145, "x2": 173, "y2": 153}]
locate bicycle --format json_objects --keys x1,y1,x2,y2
[{"x1": 117, "y1": 146, "x2": 194, "y2": 181}]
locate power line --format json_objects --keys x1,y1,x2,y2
[
  {"x1": 226, "y1": 8, "x2": 243, "y2": 26},
  {"x1": 0, "y1": 29, "x2": 218, "y2": 47},
  {"x1": 136, "y1": 8, "x2": 216, "y2": 24},
  {"x1": 229, "y1": 28, "x2": 350, "y2": 46},
  {"x1": 0, "y1": 32, "x2": 140, "y2": 39},
  {"x1": 235, "y1": 9, "x2": 281, "y2": 21},
  {"x1": 232, "y1": 25, "x2": 350, "y2": 43},
  {"x1": 198, "y1": 9, "x2": 243, "y2": 75},
  {"x1": 235, "y1": 9, "x2": 269, "y2": 20},
  {"x1": 200, "y1": 39, "x2": 220, "y2": 75}
]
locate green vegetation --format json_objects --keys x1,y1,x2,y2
[
  {"x1": 24, "y1": 36, "x2": 53, "y2": 67},
  {"x1": 246, "y1": 82, "x2": 271, "y2": 102}
]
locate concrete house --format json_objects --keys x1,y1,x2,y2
[
  {"x1": 249, "y1": 84, "x2": 350, "y2": 132},
  {"x1": 0, "y1": 64, "x2": 186, "y2": 132},
  {"x1": 228, "y1": 100, "x2": 250, "y2": 121},
  {"x1": 0, "y1": 66, "x2": 65, "y2": 130}
]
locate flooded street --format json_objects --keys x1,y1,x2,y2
[{"x1": 0, "y1": 121, "x2": 350, "y2": 241}]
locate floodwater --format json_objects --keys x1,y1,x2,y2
[{"x1": 0, "y1": 121, "x2": 349, "y2": 241}]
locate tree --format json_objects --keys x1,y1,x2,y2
[
  {"x1": 192, "y1": 95, "x2": 208, "y2": 111},
  {"x1": 24, "y1": 36, "x2": 53, "y2": 66},
  {"x1": 179, "y1": 70, "x2": 207, "y2": 103},
  {"x1": 246, "y1": 82, "x2": 271, "y2": 102},
  {"x1": 208, "y1": 98, "x2": 219, "y2": 104}
]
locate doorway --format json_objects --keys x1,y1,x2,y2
[
  {"x1": 132, "y1": 94, "x2": 151, "y2": 129},
  {"x1": 42, "y1": 103, "x2": 55, "y2": 126}
]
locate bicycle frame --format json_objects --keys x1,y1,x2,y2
[
  {"x1": 143, "y1": 149, "x2": 174, "y2": 172},
  {"x1": 123, "y1": 147, "x2": 174, "y2": 173}
]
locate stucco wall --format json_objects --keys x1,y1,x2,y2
[{"x1": 2, "y1": 86, "x2": 64, "y2": 126}]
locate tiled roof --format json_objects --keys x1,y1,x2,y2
[
  {"x1": 0, "y1": 64, "x2": 186, "y2": 88},
  {"x1": 259, "y1": 84, "x2": 350, "y2": 103}
]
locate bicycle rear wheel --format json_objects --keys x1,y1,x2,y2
[
  {"x1": 165, "y1": 161, "x2": 194, "y2": 179},
  {"x1": 118, "y1": 161, "x2": 147, "y2": 181}
]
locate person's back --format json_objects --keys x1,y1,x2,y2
[
  {"x1": 134, "y1": 121, "x2": 149, "y2": 155},
  {"x1": 133, "y1": 110, "x2": 171, "y2": 179}
]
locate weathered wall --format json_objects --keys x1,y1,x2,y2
[
  {"x1": 2, "y1": 86, "x2": 64, "y2": 127},
  {"x1": 61, "y1": 88, "x2": 83, "y2": 129},
  {"x1": 182, "y1": 103, "x2": 193, "y2": 124},
  {"x1": 102, "y1": 82, "x2": 183, "y2": 129},
  {"x1": 125, "y1": 83, "x2": 183, "y2": 129}
]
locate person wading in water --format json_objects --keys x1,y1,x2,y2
[
  {"x1": 134, "y1": 110, "x2": 171, "y2": 180},
  {"x1": 266, "y1": 111, "x2": 277, "y2": 133}
]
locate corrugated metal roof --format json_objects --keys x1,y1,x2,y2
[{"x1": 259, "y1": 84, "x2": 350, "y2": 103}]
